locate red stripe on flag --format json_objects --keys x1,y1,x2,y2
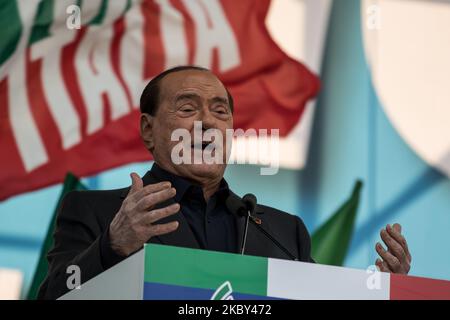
[
  {"x1": 26, "y1": 49, "x2": 60, "y2": 159},
  {"x1": 0, "y1": 78, "x2": 25, "y2": 177},
  {"x1": 112, "y1": 18, "x2": 133, "y2": 110},
  {"x1": 62, "y1": 28, "x2": 88, "y2": 139},
  {"x1": 390, "y1": 273, "x2": 450, "y2": 300},
  {"x1": 141, "y1": 0, "x2": 165, "y2": 79},
  {"x1": 174, "y1": 0, "x2": 197, "y2": 65}
]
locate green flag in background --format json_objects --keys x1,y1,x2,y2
[
  {"x1": 311, "y1": 180, "x2": 363, "y2": 266},
  {"x1": 27, "y1": 173, "x2": 86, "y2": 300}
]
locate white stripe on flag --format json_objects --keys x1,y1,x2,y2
[{"x1": 267, "y1": 258, "x2": 390, "y2": 300}]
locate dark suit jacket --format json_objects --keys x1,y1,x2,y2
[{"x1": 38, "y1": 170, "x2": 313, "y2": 299}]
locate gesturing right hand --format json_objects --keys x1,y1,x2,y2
[{"x1": 109, "y1": 172, "x2": 180, "y2": 257}]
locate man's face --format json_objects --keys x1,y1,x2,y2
[{"x1": 141, "y1": 70, "x2": 233, "y2": 183}]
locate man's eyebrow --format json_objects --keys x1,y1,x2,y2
[
  {"x1": 174, "y1": 93, "x2": 200, "y2": 102},
  {"x1": 174, "y1": 93, "x2": 229, "y2": 106},
  {"x1": 210, "y1": 96, "x2": 229, "y2": 105}
]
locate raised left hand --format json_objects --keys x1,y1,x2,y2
[{"x1": 375, "y1": 223, "x2": 412, "y2": 274}]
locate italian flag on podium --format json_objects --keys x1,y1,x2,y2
[{"x1": 60, "y1": 243, "x2": 450, "y2": 300}]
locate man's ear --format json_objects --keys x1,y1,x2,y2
[{"x1": 140, "y1": 113, "x2": 155, "y2": 152}]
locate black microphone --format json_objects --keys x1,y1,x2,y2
[
  {"x1": 226, "y1": 193, "x2": 298, "y2": 261},
  {"x1": 242, "y1": 194, "x2": 256, "y2": 213},
  {"x1": 226, "y1": 194, "x2": 251, "y2": 254}
]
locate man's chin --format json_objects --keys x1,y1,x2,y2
[{"x1": 181, "y1": 162, "x2": 225, "y2": 179}]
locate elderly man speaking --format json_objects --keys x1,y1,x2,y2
[{"x1": 38, "y1": 66, "x2": 412, "y2": 299}]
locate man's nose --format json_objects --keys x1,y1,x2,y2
[{"x1": 199, "y1": 107, "x2": 216, "y2": 130}]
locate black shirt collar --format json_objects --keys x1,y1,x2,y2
[{"x1": 149, "y1": 162, "x2": 230, "y2": 203}]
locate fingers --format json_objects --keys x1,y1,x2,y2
[
  {"x1": 380, "y1": 228, "x2": 407, "y2": 264},
  {"x1": 131, "y1": 181, "x2": 172, "y2": 202},
  {"x1": 386, "y1": 224, "x2": 411, "y2": 262},
  {"x1": 375, "y1": 242, "x2": 402, "y2": 272},
  {"x1": 375, "y1": 258, "x2": 390, "y2": 272},
  {"x1": 135, "y1": 187, "x2": 176, "y2": 211},
  {"x1": 129, "y1": 172, "x2": 143, "y2": 193},
  {"x1": 149, "y1": 221, "x2": 179, "y2": 237},
  {"x1": 375, "y1": 223, "x2": 411, "y2": 275},
  {"x1": 140, "y1": 203, "x2": 180, "y2": 225}
]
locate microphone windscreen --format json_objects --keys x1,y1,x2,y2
[{"x1": 242, "y1": 193, "x2": 257, "y2": 213}]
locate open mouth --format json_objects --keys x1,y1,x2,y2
[{"x1": 191, "y1": 142, "x2": 211, "y2": 150}]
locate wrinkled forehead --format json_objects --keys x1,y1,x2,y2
[{"x1": 159, "y1": 70, "x2": 228, "y2": 102}]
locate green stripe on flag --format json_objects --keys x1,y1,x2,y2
[
  {"x1": 28, "y1": 0, "x2": 54, "y2": 45},
  {"x1": 144, "y1": 244, "x2": 268, "y2": 297},
  {"x1": 0, "y1": 0, "x2": 22, "y2": 65},
  {"x1": 88, "y1": 0, "x2": 108, "y2": 25}
]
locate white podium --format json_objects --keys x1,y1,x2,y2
[{"x1": 60, "y1": 244, "x2": 450, "y2": 300}]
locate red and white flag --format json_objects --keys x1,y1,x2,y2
[{"x1": 0, "y1": 0, "x2": 321, "y2": 200}]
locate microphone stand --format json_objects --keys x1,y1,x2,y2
[
  {"x1": 240, "y1": 209, "x2": 251, "y2": 255},
  {"x1": 242, "y1": 194, "x2": 298, "y2": 261}
]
